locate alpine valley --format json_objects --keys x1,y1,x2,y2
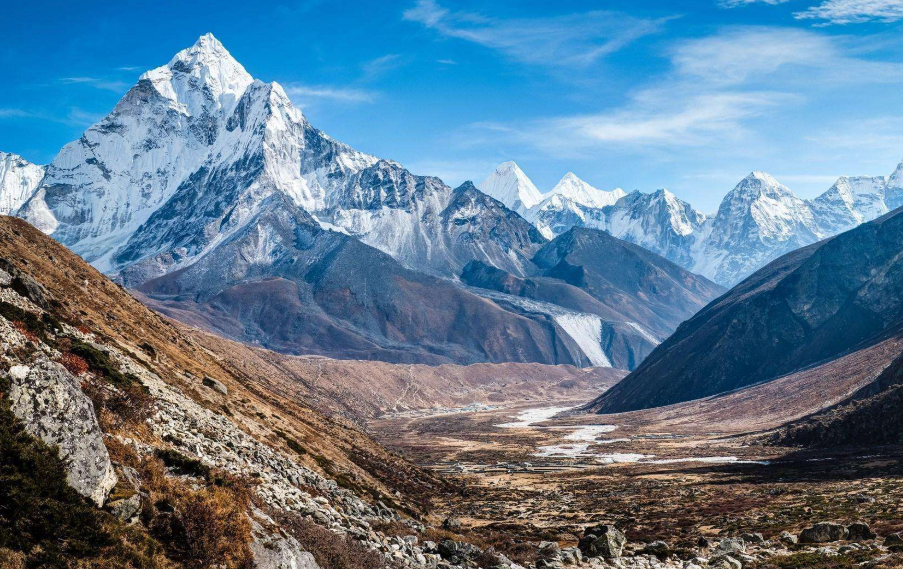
[{"x1": 5, "y1": 30, "x2": 903, "y2": 569}]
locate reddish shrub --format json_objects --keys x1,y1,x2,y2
[
  {"x1": 59, "y1": 352, "x2": 90, "y2": 376},
  {"x1": 10, "y1": 321, "x2": 38, "y2": 343}
]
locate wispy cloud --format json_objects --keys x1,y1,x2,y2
[
  {"x1": 0, "y1": 106, "x2": 103, "y2": 127},
  {"x1": 116, "y1": 66, "x2": 142, "y2": 72},
  {"x1": 718, "y1": 0, "x2": 792, "y2": 7},
  {"x1": 402, "y1": 0, "x2": 668, "y2": 67},
  {"x1": 670, "y1": 27, "x2": 903, "y2": 84},
  {"x1": 795, "y1": 0, "x2": 903, "y2": 24},
  {"x1": 361, "y1": 54, "x2": 406, "y2": 80},
  {"x1": 283, "y1": 83, "x2": 376, "y2": 106},
  {"x1": 463, "y1": 26, "x2": 903, "y2": 155},
  {"x1": 0, "y1": 108, "x2": 33, "y2": 119},
  {"x1": 59, "y1": 76, "x2": 129, "y2": 92}
]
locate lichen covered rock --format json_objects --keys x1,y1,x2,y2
[{"x1": 8, "y1": 357, "x2": 117, "y2": 505}]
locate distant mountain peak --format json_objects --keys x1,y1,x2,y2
[
  {"x1": 889, "y1": 159, "x2": 903, "y2": 189},
  {"x1": 479, "y1": 161, "x2": 544, "y2": 215},
  {"x1": 549, "y1": 172, "x2": 625, "y2": 209}
]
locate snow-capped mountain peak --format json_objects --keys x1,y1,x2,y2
[
  {"x1": 889, "y1": 159, "x2": 903, "y2": 189},
  {"x1": 549, "y1": 172, "x2": 626, "y2": 209},
  {"x1": 142, "y1": 32, "x2": 253, "y2": 118},
  {"x1": 0, "y1": 152, "x2": 44, "y2": 215},
  {"x1": 479, "y1": 161, "x2": 544, "y2": 215}
]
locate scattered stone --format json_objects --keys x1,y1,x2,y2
[
  {"x1": 642, "y1": 541, "x2": 671, "y2": 556},
  {"x1": 0, "y1": 258, "x2": 51, "y2": 308},
  {"x1": 799, "y1": 522, "x2": 849, "y2": 543},
  {"x1": 202, "y1": 375, "x2": 228, "y2": 395},
  {"x1": 579, "y1": 525, "x2": 627, "y2": 559},
  {"x1": 852, "y1": 494, "x2": 876, "y2": 504},
  {"x1": 538, "y1": 541, "x2": 562, "y2": 560},
  {"x1": 109, "y1": 493, "x2": 142, "y2": 522},
  {"x1": 560, "y1": 547, "x2": 582, "y2": 565},
  {"x1": 251, "y1": 522, "x2": 321, "y2": 569},
  {"x1": 437, "y1": 539, "x2": 481, "y2": 564},
  {"x1": 715, "y1": 537, "x2": 746, "y2": 555},
  {"x1": 779, "y1": 532, "x2": 798, "y2": 545},
  {"x1": 441, "y1": 516, "x2": 462, "y2": 531},
  {"x1": 709, "y1": 554, "x2": 742, "y2": 569},
  {"x1": 741, "y1": 532, "x2": 765, "y2": 544},
  {"x1": 847, "y1": 522, "x2": 877, "y2": 541},
  {"x1": 884, "y1": 533, "x2": 903, "y2": 547},
  {"x1": 8, "y1": 357, "x2": 117, "y2": 506}
]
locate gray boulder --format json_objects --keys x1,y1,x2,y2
[
  {"x1": 799, "y1": 522, "x2": 849, "y2": 543},
  {"x1": 847, "y1": 522, "x2": 877, "y2": 541},
  {"x1": 202, "y1": 375, "x2": 228, "y2": 395},
  {"x1": 8, "y1": 358, "x2": 117, "y2": 505},
  {"x1": 884, "y1": 532, "x2": 903, "y2": 547},
  {"x1": 642, "y1": 541, "x2": 671, "y2": 556},
  {"x1": 251, "y1": 526, "x2": 321, "y2": 569},
  {"x1": 109, "y1": 493, "x2": 142, "y2": 522},
  {"x1": 741, "y1": 532, "x2": 765, "y2": 544},
  {"x1": 715, "y1": 537, "x2": 746, "y2": 555},
  {"x1": 578, "y1": 525, "x2": 626, "y2": 559},
  {"x1": 709, "y1": 554, "x2": 742, "y2": 569},
  {"x1": 779, "y1": 531, "x2": 798, "y2": 545}
]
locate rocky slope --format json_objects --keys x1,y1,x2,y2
[
  {"x1": 496, "y1": 160, "x2": 903, "y2": 287},
  {"x1": 0, "y1": 151, "x2": 43, "y2": 215},
  {"x1": 588, "y1": 205, "x2": 903, "y2": 413}
]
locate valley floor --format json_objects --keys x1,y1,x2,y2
[{"x1": 370, "y1": 399, "x2": 903, "y2": 558}]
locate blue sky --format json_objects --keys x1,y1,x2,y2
[{"x1": 2, "y1": 0, "x2": 903, "y2": 211}]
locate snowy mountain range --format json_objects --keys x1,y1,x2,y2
[
  {"x1": 0, "y1": 34, "x2": 722, "y2": 370},
  {"x1": 484, "y1": 161, "x2": 903, "y2": 286},
  {"x1": 2, "y1": 33, "x2": 901, "y2": 366}
]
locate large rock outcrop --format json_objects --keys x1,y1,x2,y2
[{"x1": 8, "y1": 358, "x2": 117, "y2": 506}]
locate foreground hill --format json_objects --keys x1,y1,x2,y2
[
  {"x1": 589, "y1": 206, "x2": 903, "y2": 413},
  {"x1": 0, "y1": 216, "x2": 464, "y2": 568}
]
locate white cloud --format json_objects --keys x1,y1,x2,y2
[
  {"x1": 0, "y1": 108, "x2": 32, "y2": 118},
  {"x1": 463, "y1": 26, "x2": 903, "y2": 155},
  {"x1": 670, "y1": 27, "x2": 903, "y2": 85},
  {"x1": 718, "y1": 0, "x2": 791, "y2": 6},
  {"x1": 362, "y1": 54, "x2": 406, "y2": 80},
  {"x1": 282, "y1": 84, "x2": 376, "y2": 105},
  {"x1": 402, "y1": 0, "x2": 667, "y2": 67},
  {"x1": 795, "y1": 0, "x2": 903, "y2": 24},
  {"x1": 59, "y1": 76, "x2": 129, "y2": 92}
]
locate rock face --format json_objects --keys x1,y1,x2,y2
[
  {"x1": 579, "y1": 525, "x2": 627, "y2": 559},
  {"x1": 8, "y1": 358, "x2": 117, "y2": 506},
  {"x1": 588, "y1": 205, "x2": 903, "y2": 413}
]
